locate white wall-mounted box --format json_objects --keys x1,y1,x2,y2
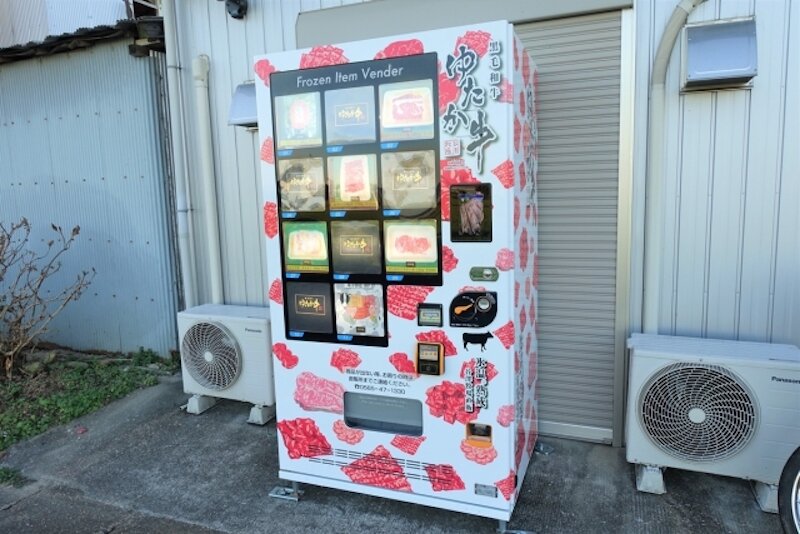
[{"x1": 683, "y1": 18, "x2": 757, "y2": 90}]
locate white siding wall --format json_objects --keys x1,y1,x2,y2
[
  {"x1": 630, "y1": 0, "x2": 799, "y2": 347},
  {"x1": 173, "y1": 0, "x2": 367, "y2": 307}
]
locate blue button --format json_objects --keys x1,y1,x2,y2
[
  {"x1": 288, "y1": 331, "x2": 304, "y2": 338},
  {"x1": 281, "y1": 211, "x2": 297, "y2": 219},
  {"x1": 277, "y1": 149, "x2": 293, "y2": 157},
  {"x1": 329, "y1": 211, "x2": 346, "y2": 218},
  {"x1": 383, "y1": 209, "x2": 401, "y2": 217},
  {"x1": 333, "y1": 274, "x2": 350, "y2": 281},
  {"x1": 337, "y1": 334, "x2": 353, "y2": 341},
  {"x1": 326, "y1": 146, "x2": 344, "y2": 153},
  {"x1": 386, "y1": 275, "x2": 404, "y2": 282},
  {"x1": 381, "y1": 142, "x2": 399, "y2": 150},
  {"x1": 286, "y1": 273, "x2": 300, "y2": 279}
]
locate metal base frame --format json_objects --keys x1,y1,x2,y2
[{"x1": 269, "y1": 481, "x2": 303, "y2": 502}]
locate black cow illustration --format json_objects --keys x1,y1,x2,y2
[{"x1": 463, "y1": 332, "x2": 494, "y2": 352}]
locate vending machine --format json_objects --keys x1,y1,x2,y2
[{"x1": 255, "y1": 20, "x2": 538, "y2": 523}]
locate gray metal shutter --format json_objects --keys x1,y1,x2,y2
[{"x1": 515, "y1": 12, "x2": 621, "y2": 442}]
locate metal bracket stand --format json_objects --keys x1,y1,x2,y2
[
  {"x1": 247, "y1": 404, "x2": 275, "y2": 425},
  {"x1": 635, "y1": 464, "x2": 666, "y2": 494},
  {"x1": 751, "y1": 481, "x2": 778, "y2": 513},
  {"x1": 186, "y1": 394, "x2": 217, "y2": 415},
  {"x1": 497, "y1": 520, "x2": 535, "y2": 534},
  {"x1": 269, "y1": 481, "x2": 304, "y2": 502}
]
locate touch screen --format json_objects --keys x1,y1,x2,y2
[
  {"x1": 277, "y1": 158, "x2": 325, "y2": 212},
  {"x1": 282, "y1": 221, "x2": 329, "y2": 273},
  {"x1": 328, "y1": 154, "x2": 379, "y2": 211},
  {"x1": 324, "y1": 86, "x2": 376, "y2": 145},
  {"x1": 330, "y1": 220, "x2": 382, "y2": 274},
  {"x1": 334, "y1": 283, "x2": 385, "y2": 337},
  {"x1": 274, "y1": 93, "x2": 322, "y2": 149},
  {"x1": 379, "y1": 80, "x2": 435, "y2": 141},
  {"x1": 383, "y1": 219, "x2": 438, "y2": 274},
  {"x1": 381, "y1": 150, "x2": 436, "y2": 211}
]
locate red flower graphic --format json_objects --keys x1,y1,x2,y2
[
  {"x1": 254, "y1": 59, "x2": 277, "y2": 86},
  {"x1": 300, "y1": 45, "x2": 348, "y2": 68}
]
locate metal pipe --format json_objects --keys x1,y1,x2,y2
[
  {"x1": 643, "y1": 0, "x2": 707, "y2": 333},
  {"x1": 162, "y1": 0, "x2": 197, "y2": 309},
  {"x1": 193, "y1": 54, "x2": 224, "y2": 305}
]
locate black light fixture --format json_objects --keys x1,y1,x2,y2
[{"x1": 220, "y1": 0, "x2": 247, "y2": 19}]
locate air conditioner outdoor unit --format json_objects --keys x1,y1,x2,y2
[
  {"x1": 177, "y1": 304, "x2": 275, "y2": 425},
  {"x1": 626, "y1": 334, "x2": 800, "y2": 513}
]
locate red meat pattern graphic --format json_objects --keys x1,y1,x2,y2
[
  {"x1": 390, "y1": 435, "x2": 426, "y2": 455},
  {"x1": 495, "y1": 248, "x2": 515, "y2": 271},
  {"x1": 493, "y1": 320, "x2": 515, "y2": 349},
  {"x1": 273, "y1": 342, "x2": 298, "y2": 370},
  {"x1": 460, "y1": 440, "x2": 498, "y2": 465},
  {"x1": 497, "y1": 404, "x2": 515, "y2": 427},
  {"x1": 294, "y1": 372, "x2": 344, "y2": 414},
  {"x1": 387, "y1": 285, "x2": 434, "y2": 320},
  {"x1": 388, "y1": 352, "x2": 417, "y2": 376},
  {"x1": 263, "y1": 201, "x2": 278, "y2": 239},
  {"x1": 425, "y1": 381, "x2": 479, "y2": 424},
  {"x1": 333, "y1": 420, "x2": 364, "y2": 445},
  {"x1": 260, "y1": 137, "x2": 274, "y2": 164},
  {"x1": 276, "y1": 418, "x2": 332, "y2": 459},
  {"x1": 254, "y1": 59, "x2": 277, "y2": 86},
  {"x1": 375, "y1": 39, "x2": 424, "y2": 59},
  {"x1": 442, "y1": 245, "x2": 459, "y2": 272},
  {"x1": 300, "y1": 45, "x2": 348, "y2": 68},
  {"x1": 268, "y1": 278, "x2": 283, "y2": 304},
  {"x1": 496, "y1": 470, "x2": 516, "y2": 501},
  {"x1": 341, "y1": 445, "x2": 412, "y2": 492},
  {"x1": 330, "y1": 348, "x2": 361, "y2": 373},
  {"x1": 455, "y1": 30, "x2": 492, "y2": 57},
  {"x1": 425, "y1": 464, "x2": 465, "y2": 491},
  {"x1": 491, "y1": 159, "x2": 515, "y2": 189}
]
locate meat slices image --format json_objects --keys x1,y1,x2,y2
[
  {"x1": 460, "y1": 439, "x2": 498, "y2": 465},
  {"x1": 341, "y1": 445, "x2": 412, "y2": 492},
  {"x1": 424, "y1": 464, "x2": 465, "y2": 492},
  {"x1": 276, "y1": 418, "x2": 332, "y2": 459},
  {"x1": 390, "y1": 435, "x2": 426, "y2": 455},
  {"x1": 294, "y1": 372, "x2": 345, "y2": 413}
]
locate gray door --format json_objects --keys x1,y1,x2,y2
[{"x1": 516, "y1": 12, "x2": 622, "y2": 442}]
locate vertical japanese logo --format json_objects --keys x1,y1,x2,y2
[{"x1": 442, "y1": 40, "x2": 503, "y2": 173}]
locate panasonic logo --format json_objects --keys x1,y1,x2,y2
[
  {"x1": 244, "y1": 328, "x2": 263, "y2": 334},
  {"x1": 772, "y1": 376, "x2": 800, "y2": 384}
]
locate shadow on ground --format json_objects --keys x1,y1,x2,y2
[{"x1": 0, "y1": 376, "x2": 782, "y2": 533}]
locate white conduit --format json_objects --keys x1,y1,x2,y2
[
  {"x1": 162, "y1": 0, "x2": 197, "y2": 309},
  {"x1": 643, "y1": 0, "x2": 707, "y2": 333},
  {"x1": 193, "y1": 55, "x2": 224, "y2": 305}
]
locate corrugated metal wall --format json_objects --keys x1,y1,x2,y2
[
  {"x1": 630, "y1": 0, "x2": 799, "y2": 348},
  {"x1": 0, "y1": 41, "x2": 179, "y2": 355},
  {"x1": 0, "y1": 0, "x2": 126, "y2": 48},
  {"x1": 516, "y1": 12, "x2": 622, "y2": 442},
  {"x1": 174, "y1": 0, "x2": 368, "y2": 307}
]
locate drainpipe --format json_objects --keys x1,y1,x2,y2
[
  {"x1": 193, "y1": 55, "x2": 225, "y2": 305},
  {"x1": 643, "y1": 0, "x2": 707, "y2": 333},
  {"x1": 162, "y1": 0, "x2": 197, "y2": 309}
]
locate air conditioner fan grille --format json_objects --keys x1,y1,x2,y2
[
  {"x1": 638, "y1": 362, "x2": 757, "y2": 462},
  {"x1": 181, "y1": 321, "x2": 241, "y2": 390}
]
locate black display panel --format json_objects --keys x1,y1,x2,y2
[{"x1": 269, "y1": 53, "x2": 441, "y2": 346}]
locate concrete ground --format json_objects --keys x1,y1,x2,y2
[{"x1": 0, "y1": 375, "x2": 781, "y2": 533}]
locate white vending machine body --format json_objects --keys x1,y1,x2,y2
[{"x1": 256, "y1": 21, "x2": 538, "y2": 521}]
